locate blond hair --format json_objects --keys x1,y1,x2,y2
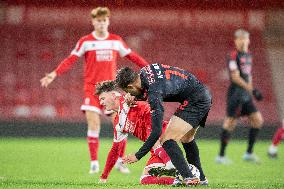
[
  {"x1": 234, "y1": 29, "x2": 250, "y2": 39},
  {"x1": 91, "y1": 7, "x2": 110, "y2": 18}
]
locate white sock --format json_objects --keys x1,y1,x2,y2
[
  {"x1": 91, "y1": 160, "x2": 99, "y2": 166},
  {"x1": 268, "y1": 144, "x2": 278, "y2": 154},
  {"x1": 165, "y1": 160, "x2": 175, "y2": 169}
]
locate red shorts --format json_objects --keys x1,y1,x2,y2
[
  {"x1": 145, "y1": 153, "x2": 165, "y2": 169},
  {"x1": 80, "y1": 83, "x2": 113, "y2": 115},
  {"x1": 80, "y1": 90, "x2": 102, "y2": 114}
]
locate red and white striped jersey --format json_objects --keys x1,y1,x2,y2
[
  {"x1": 72, "y1": 32, "x2": 130, "y2": 84},
  {"x1": 56, "y1": 32, "x2": 131, "y2": 85},
  {"x1": 113, "y1": 96, "x2": 153, "y2": 142}
]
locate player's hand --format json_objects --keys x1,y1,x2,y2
[
  {"x1": 124, "y1": 93, "x2": 136, "y2": 106},
  {"x1": 253, "y1": 88, "x2": 263, "y2": 101},
  {"x1": 98, "y1": 178, "x2": 107, "y2": 184},
  {"x1": 122, "y1": 153, "x2": 138, "y2": 164},
  {"x1": 40, "y1": 71, "x2": 57, "y2": 88}
]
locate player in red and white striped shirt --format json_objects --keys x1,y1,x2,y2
[
  {"x1": 96, "y1": 81, "x2": 177, "y2": 185},
  {"x1": 40, "y1": 7, "x2": 148, "y2": 174}
]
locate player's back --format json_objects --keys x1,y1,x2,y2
[{"x1": 140, "y1": 63, "x2": 205, "y2": 103}]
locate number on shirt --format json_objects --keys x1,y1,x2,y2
[{"x1": 161, "y1": 64, "x2": 188, "y2": 80}]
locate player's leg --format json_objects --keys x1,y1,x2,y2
[
  {"x1": 81, "y1": 91, "x2": 103, "y2": 174},
  {"x1": 216, "y1": 91, "x2": 239, "y2": 164},
  {"x1": 152, "y1": 144, "x2": 174, "y2": 169},
  {"x1": 140, "y1": 154, "x2": 178, "y2": 185},
  {"x1": 160, "y1": 116, "x2": 200, "y2": 185},
  {"x1": 216, "y1": 116, "x2": 237, "y2": 164},
  {"x1": 152, "y1": 122, "x2": 175, "y2": 169},
  {"x1": 180, "y1": 128, "x2": 207, "y2": 185},
  {"x1": 268, "y1": 120, "x2": 284, "y2": 157},
  {"x1": 85, "y1": 110, "x2": 101, "y2": 173},
  {"x1": 243, "y1": 100, "x2": 263, "y2": 162}
]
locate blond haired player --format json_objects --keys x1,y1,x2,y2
[{"x1": 40, "y1": 7, "x2": 148, "y2": 174}]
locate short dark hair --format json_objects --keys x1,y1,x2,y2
[
  {"x1": 95, "y1": 80, "x2": 116, "y2": 95},
  {"x1": 116, "y1": 67, "x2": 139, "y2": 89}
]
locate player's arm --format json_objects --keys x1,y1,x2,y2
[
  {"x1": 118, "y1": 37, "x2": 148, "y2": 68},
  {"x1": 228, "y1": 58, "x2": 253, "y2": 93},
  {"x1": 230, "y1": 70, "x2": 253, "y2": 93},
  {"x1": 125, "y1": 51, "x2": 148, "y2": 68},
  {"x1": 135, "y1": 92, "x2": 163, "y2": 160},
  {"x1": 100, "y1": 141, "x2": 124, "y2": 181},
  {"x1": 40, "y1": 38, "x2": 84, "y2": 87}
]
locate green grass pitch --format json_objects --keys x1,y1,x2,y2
[{"x1": 0, "y1": 138, "x2": 283, "y2": 189}]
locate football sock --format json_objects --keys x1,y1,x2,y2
[
  {"x1": 219, "y1": 128, "x2": 231, "y2": 156},
  {"x1": 162, "y1": 139, "x2": 193, "y2": 179},
  {"x1": 247, "y1": 128, "x2": 260, "y2": 154},
  {"x1": 153, "y1": 146, "x2": 171, "y2": 164},
  {"x1": 272, "y1": 127, "x2": 284, "y2": 146},
  {"x1": 182, "y1": 140, "x2": 206, "y2": 181},
  {"x1": 87, "y1": 130, "x2": 99, "y2": 161},
  {"x1": 140, "y1": 175, "x2": 175, "y2": 185}
]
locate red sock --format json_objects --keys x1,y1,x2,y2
[
  {"x1": 119, "y1": 139, "x2": 127, "y2": 158},
  {"x1": 87, "y1": 136, "x2": 99, "y2": 161},
  {"x1": 272, "y1": 127, "x2": 284, "y2": 146},
  {"x1": 154, "y1": 146, "x2": 171, "y2": 164},
  {"x1": 140, "y1": 175, "x2": 175, "y2": 185}
]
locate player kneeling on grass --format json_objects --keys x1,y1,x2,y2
[{"x1": 96, "y1": 81, "x2": 179, "y2": 185}]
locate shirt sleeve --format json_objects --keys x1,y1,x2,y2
[
  {"x1": 70, "y1": 38, "x2": 85, "y2": 57},
  {"x1": 55, "y1": 54, "x2": 78, "y2": 76},
  {"x1": 118, "y1": 37, "x2": 131, "y2": 57},
  {"x1": 228, "y1": 51, "x2": 238, "y2": 72},
  {"x1": 135, "y1": 90, "x2": 163, "y2": 160},
  {"x1": 125, "y1": 51, "x2": 149, "y2": 68},
  {"x1": 100, "y1": 141, "x2": 123, "y2": 179}
]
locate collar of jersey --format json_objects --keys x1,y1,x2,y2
[{"x1": 92, "y1": 31, "x2": 110, "y2": 40}]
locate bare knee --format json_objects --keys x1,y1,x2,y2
[
  {"x1": 223, "y1": 117, "x2": 237, "y2": 132},
  {"x1": 180, "y1": 128, "x2": 198, "y2": 143},
  {"x1": 249, "y1": 112, "x2": 263, "y2": 128}
]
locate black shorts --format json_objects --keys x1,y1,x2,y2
[
  {"x1": 226, "y1": 87, "x2": 258, "y2": 117},
  {"x1": 174, "y1": 88, "x2": 212, "y2": 128}
]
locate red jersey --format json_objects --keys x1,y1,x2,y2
[
  {"x1": 55, "y1": 32, "x2": 148, "y2": 92},
  {"x1": 113, "y1": 96, "x2": 167, "y2": 142},
  {"x1": 101, "y1": 96, "x2": 168, "y2": 180}
]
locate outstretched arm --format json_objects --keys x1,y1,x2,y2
[
  {"x1": 125, "y1": 51, "x2": 148, "y2": 68},
  {"x1": 40, "y1": 54, "x2": 78, "y2": 87},
  {"x1": 123, "y1": 92, "x2": 163, "y2": 163}
]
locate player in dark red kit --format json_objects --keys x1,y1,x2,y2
[
  {"x1": 116, "y1": 63, "x2": 212, "y2": 186},
  {"x1": 215, "y1": 29, "x2": 264, "y2": 164},
  {"x1": 96, "y1": 81, "x2": 177, "y2": 185},
  {"x1": 40, "y1": 7, "x2": 148, "y2": 174}
]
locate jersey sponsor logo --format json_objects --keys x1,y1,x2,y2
[
  {"x1": 124, "y1": 119, "x2": 136, "y2": 134},
  {"x1": 153, "y1": 63, "x2": 163, "y2": 79},
  {"x1": 96, "y1": 49, "x2": 113, "y2": 61},
  {"x1": 143, "y1": 65, "x2": 156, "y2": 85}
]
